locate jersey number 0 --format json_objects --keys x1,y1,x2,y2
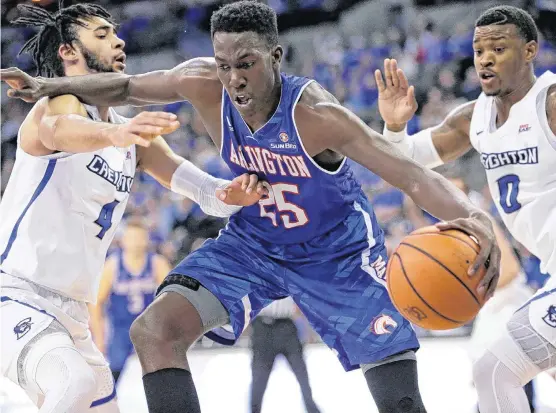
[{"x1": 497, "y1": 174, "x2": 522, "y2": 214}]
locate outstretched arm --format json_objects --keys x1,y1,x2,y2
[
  {"x1": 375, "y1": 59, "x2": 474, "y2": 166},
  {"x1": 295, "y1": 92, "x2": 501, "y2": 298},
  {"x1": 22, "y1": 95, "x2": 178, "y2": 156},
  {"x1": 1, "y1": 57, "x2": 220, "y2": 107}
]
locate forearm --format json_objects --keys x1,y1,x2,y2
[
  {"x1": 169, "y1": 160, "x2": 241, "y2": 218},
  {"x1": 44, "y1": 71, "x2": 184, "y2": 107},
  {"x1": 39, "y1": 114, "x2": 115, "y2": 152},
  {"x1": 407, "y1": 167, "x2": 485, "y2": 223},
  {"x1": 45, "y1": 73, "x2": 134, "y2": 106}
]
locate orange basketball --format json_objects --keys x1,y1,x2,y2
[{"x1": 386, "y1": 225, "x2": 487, "y2": 330}]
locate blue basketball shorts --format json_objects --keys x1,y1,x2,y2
[{"x1": 169, "y1": 210, "x2": 419, "y2": 371}]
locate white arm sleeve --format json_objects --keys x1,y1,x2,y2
[
  {"x1": 382, "y1": 125, "x2": 444, "y2": 169},
  {"x1": 170, "y1": 160, "x2": 241, "y2": 218}
]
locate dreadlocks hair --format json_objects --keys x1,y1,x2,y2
[
  {"x1": 476, "y1": 6, "x2": 538, "y2": 43},
  {"x1": 11, "y1": 0, "x2": 114, "y2": 77},
  {"x1": 210, "y1": 1, "x2": 278, "y2": 48}
]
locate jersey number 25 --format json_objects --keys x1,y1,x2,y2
[{"x1": 259, "y1": 183, "x2": 309, "y2": 228}]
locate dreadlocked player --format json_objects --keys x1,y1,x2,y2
[{"x1": 0, "y1": 2, "x2": 264, "y2": 413}]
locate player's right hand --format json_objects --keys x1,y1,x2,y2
[
  {"x1": 436, "y1": 211, "x2": 502, "y2": 300},
  {"x1": 109, "y1": 111, "x2": 180, "y2": 148},
  {"x1": 216, "y1": 174, "x2": 268, "y2": 206},
  {"x1": 375, "y1": 59, "x2": 418, "y2": 129},
  {"x1": 1, "y1": 67, "x2": 45, "y2": 103}
]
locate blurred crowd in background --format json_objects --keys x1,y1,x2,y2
[{"x1": 2, "y1": 0, "x2": 556, "y2": 343}]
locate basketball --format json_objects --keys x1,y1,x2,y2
[{"x1": 387, "y1": 226, "x2": 487, "y2": 330}]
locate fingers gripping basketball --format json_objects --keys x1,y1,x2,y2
[{"x1": 387, "y1": 226, "x2": 487, "y2": 330}]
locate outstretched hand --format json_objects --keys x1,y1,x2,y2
[
  {"x1": 375, "y1": 59, "x2": 418, "y2": 128},
  {"x1": 216, "y1": 174, "x2": 268, "y2": 206},
  {"x1": 1, "y1": 67, "x2": 45, "y2": 103}
]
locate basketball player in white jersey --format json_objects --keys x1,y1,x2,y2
[
  {"x1": 0, "y1": 3, "x2": 264, "y2": 413},
  {"x1": 375, "y1": 5, "x2": 556, "y2": 412}
]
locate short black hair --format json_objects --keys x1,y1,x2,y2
[
  {"x1": 475, "y1": 6, "x2": 538, "y2": 43},
  {"x1": 210, "y1": 1, "x2": 278, "y2": 48},
  {"x1": 12, "y1": 0, "x2": 114, "y2": 77}
]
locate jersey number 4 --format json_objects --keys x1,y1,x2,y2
[
  {"x1": 497, "y1": 174, "x2": 522, "y2": 214},
  {"x1": 259, "y1": 183, "x2": 309, "y2": 228},
  {"x1": 95, "y1": 200, "x2": 120, "y2": 239}
]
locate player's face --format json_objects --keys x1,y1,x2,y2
[
  {"x1": 213, "y1": 31, "x2": 282, "y2": 119},
  {"x1": 121, "y1": 226, "x2": 149, "y2": 254},
  {"x1": 473, "y1": 24, "x2": 537, "y2": 97},
  {"x1": 73, "y1": 16, "x2": 126, "y2": 74}
]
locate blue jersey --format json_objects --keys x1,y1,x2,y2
[
  {"x1": 221, "y1": 73, "x2": 383, "y2": 246},
  {"x1": 107, "y1": 251, "x2": 157, "y2": 328}
]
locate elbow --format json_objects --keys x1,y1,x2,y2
[{"x1": 38, "y1": 115, "x2": 61, "y2": 150}]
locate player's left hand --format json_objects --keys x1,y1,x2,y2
[
  {"x1": 216, "y1": 173, "x2": 268, "y2": 206},
  {"x1": 436, "y1": 212, "x2": 502, "y2": 300}
]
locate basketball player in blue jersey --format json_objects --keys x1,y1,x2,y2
[
  {"x1": 1, "y1": 2, "x2": 503, "y2": 412},
  {"x1": 91, "y1": 218, "x2": 170, "y2": 384}
]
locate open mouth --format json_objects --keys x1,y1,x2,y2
[
  {"x1": 114, "y1": 54, "x2": 126, "y2": 67},
  {"x1": 479, "y1": 72, "x2": 495, "y2": 81},
  {"x1": 235, "y1": 95, "x2": 251, "y2": 106}
]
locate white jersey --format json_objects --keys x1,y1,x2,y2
[
  {"x1": 469, "y1": 71, "x2": 556, "y2": 280},
  {"x1": 0, "y1": 105, "x2": 135, "y2": 303}
]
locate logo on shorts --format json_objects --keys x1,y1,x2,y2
[
  {"x1": 14, "y1": 317, "x2": 33, "y2": 340},
  {"x1": 542, "y1": 305, "x2": 556, "y2": 328},
  {"x1": 370, "y1": 314, "x2": 398, "y2": 335}
]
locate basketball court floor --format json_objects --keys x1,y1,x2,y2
[{"x1": 2, "y1": 337, "x2": 556, "y2": 413}]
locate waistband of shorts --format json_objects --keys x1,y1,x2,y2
[{"x1": 1, "y1": 273, "x2": 84, "y2": 306}]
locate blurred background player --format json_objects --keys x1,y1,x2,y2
[
  {"x1": 250, "y1": 297, "x2": 320, "y2": 413},
  {"x1": 91, "y1": 217, "x2": 170, "y2": 384},
  {"x1": 0, "y1": 2, "x2": 263, "y2": 413}
]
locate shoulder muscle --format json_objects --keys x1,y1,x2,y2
[
  {"x1": 167, "y1": 57, "x2": 221, "y2": 104},
  {"x1": 45, "y1": 94, "x2": 89, "y2": 117}
]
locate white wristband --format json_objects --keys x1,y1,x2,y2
[
  {"x1": 170, "y1": 160, "x2": 241, "y2": 218},
  {"x1": 383, "y1": 125, "x2": 413, "y2": 156},
  {"x1": 383, "y1": 125, "x2": 443, "y2": 169}
]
